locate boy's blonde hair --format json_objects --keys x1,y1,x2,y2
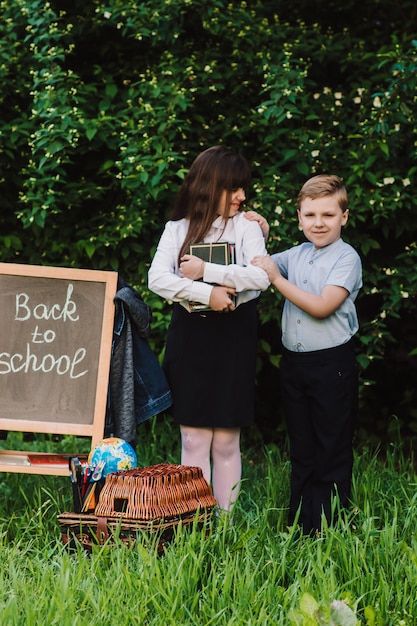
[{"x1": 297, "y1": 174, "x2": 348, "y2": 212}]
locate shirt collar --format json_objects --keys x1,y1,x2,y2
[
  {"x1": 212, "y1": 215, "x2": 226, "y2": 229},
  {"x1": 313, "y1": 237, "x2": 344, "y2": 254}
]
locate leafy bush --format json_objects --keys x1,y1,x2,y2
[{"x1": 0, "y1": 0, "x2": 416, "y2": 440}]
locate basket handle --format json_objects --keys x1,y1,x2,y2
[{"x1": 96, "y1": 516, "x2": 109, "y2": 544}]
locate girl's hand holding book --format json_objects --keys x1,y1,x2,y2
[
  {"x1": 209, "y1": 286, "x2": 237, "y2": 312},
  {"x1": 180, "y1": 254, "x2": 206, "y2": 280}
]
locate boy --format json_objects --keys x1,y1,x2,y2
[{"x1": 252, "y1": 174, "x2": 362, "y2": 534}]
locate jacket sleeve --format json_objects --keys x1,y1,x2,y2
[{"x1": 148, "y1": 221, "x2": 214, "y2": 306}]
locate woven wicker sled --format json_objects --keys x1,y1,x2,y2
[{"x1": 58, "y1": 463, "x2": 217, "y2": 553}]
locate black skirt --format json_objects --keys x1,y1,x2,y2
[{"x1": 163, "y1": 300, "x2": 258, "y2": 428}]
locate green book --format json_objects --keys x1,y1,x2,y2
[{"x1": 188, "y1": 242, "x2": 236, "y2": 312}]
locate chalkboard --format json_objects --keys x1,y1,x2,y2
[{"x1": 0, "y1": 263, "x2": 118, "y2": 474}]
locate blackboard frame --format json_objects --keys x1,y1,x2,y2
[{"x1": 0, "y1": 263, "x2": 118, "y2": 475}]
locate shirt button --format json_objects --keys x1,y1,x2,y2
[
  {"x1": 309, "y1": 260, "x2": 313, "y2": 265},
  {"x1": 297, "y1": 342, "x2": 302, "y2": 347},
  {"x1": 303, "y1": 279, "x2": 307, "y2": 284},
  {"x1": 297, "y1": 319, "x2": 301, "y2": 324}
]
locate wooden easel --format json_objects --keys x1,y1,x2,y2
[{"x1": 0, "y1": 263, "x2": 118, "y2": 476}]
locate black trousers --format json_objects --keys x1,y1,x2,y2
[{"x1": 280, "y1": 340, "x2": 358, "y2": 534}]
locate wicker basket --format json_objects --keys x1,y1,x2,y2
[{"x1": 58, "y1": 463, "x2": 217, "y2": 552}]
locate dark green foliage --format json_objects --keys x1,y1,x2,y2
[{"x1": 0, "y1": 0, "x2": 416, "y2": 441}]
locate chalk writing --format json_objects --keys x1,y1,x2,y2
[
  {"x1": 15, "y1": 283, "x2": 79, "y2": 322},
  {"x1": 1, "y1": 282, "x2": 88, "y2": 379},
  {"x1": 0, "y1": 346, "x2": 87, "y2": 378},
  {"x1": 31, "y1": 327, "x2": 56, "y2": 343}
]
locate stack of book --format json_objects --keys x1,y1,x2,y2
[{"x1": 188, "y1": 242, "x2": 236, "y2": 312}]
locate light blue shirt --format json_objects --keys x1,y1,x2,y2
[{"x1": 271, "y1": 238, "x2": 362, "y2": 352}]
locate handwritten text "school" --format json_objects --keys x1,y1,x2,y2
[{"x1": 0, "y1": 345, "x2": 87, "y2": 378}]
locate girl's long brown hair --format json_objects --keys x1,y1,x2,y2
[{"x1": 171, "y1": 146, "x2": 251, "y2": 262}]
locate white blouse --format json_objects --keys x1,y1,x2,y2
[{"x1": 148, "y1": 212, "x2": 269, "y2": 311}]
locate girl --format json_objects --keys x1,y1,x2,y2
[{"x1": 148, "y1": 145, "x2": 269, "y2": 513}]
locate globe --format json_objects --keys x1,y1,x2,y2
[{"x1": 88, "y1": 437, "x2": 137, "y2": 480}]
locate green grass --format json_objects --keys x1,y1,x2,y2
[{"x1": 1, "y1": 422, "x2": 417, "y2": 625}]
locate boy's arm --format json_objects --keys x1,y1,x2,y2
[
  {"x1": 251, "y1": 255, "x2": 349, "y2": 319},
  {"x1": 244, "y1": 210, "x2": 270, "y2": 241}
]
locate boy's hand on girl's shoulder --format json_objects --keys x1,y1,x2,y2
[
  {"x1": 251, "y1": 254, "x2": 280, "y2": 283},
  {"x1": 244, "y1": 210, "x2": 269, "y2": 241}
]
